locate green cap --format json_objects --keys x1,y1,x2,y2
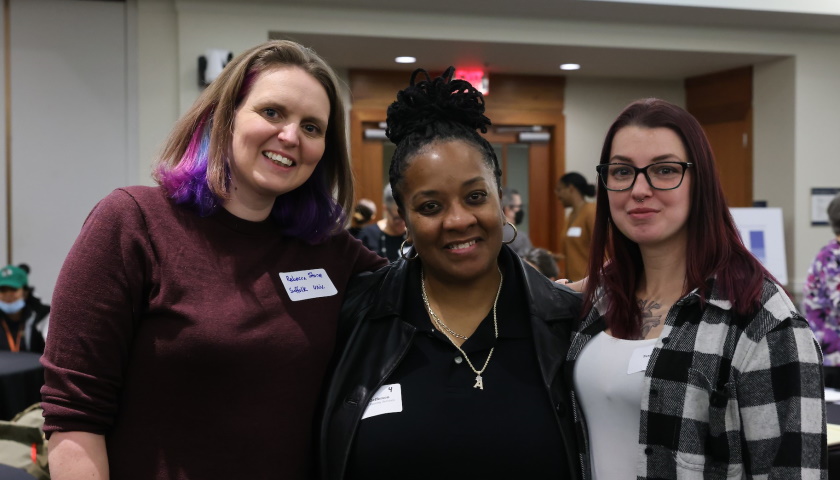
[{"x1": 0, "y1": 265, "x2": 27, "y2": 289}]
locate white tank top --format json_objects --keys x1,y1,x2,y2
[{"x1": 573, "y1": 332, "x2": 657, "y2": 480}]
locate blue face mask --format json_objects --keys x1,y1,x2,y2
[{"x1": 0, "y1": 298, "x2": 25, "y2": 315}]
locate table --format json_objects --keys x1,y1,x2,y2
[
  {"x1": 828, "y1": 402, "x2": 840, "y2": 480},
  {"x1": 0, "y1": 351, "x2": 44, "y2": 421},
  {"x1": 0, "y1": 465, "x2": 36, "y2": 479}
]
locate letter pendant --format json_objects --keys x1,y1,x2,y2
[{"x1": 473, "y1": 375, "x2": 484, "y2": 390}]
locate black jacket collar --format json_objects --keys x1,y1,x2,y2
[{"x1": 354, "y1": 245, "x2": 579, "y2": 325}]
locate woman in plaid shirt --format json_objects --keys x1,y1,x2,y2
[{"x1": 568, "y1": 98, "x2": 826, "y2": 479}]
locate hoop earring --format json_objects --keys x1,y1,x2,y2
[
  {"x1": 503, "y1": 221, "x2": 518, "y2": 245},
  {"x1": 400, "y1": 239, "x2": 419, "y2": 260}
]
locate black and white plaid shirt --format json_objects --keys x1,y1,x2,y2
[{"x1": 567, "y1": 277, "x2": 827, "y2": 479}]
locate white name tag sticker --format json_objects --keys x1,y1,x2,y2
[
  {"x1": 361, "y1": 383, "x2": 403, "y2": 420},
  {"x1": 567, "y1": 226, "x2": 583, "y2": 237},
  {"x1": 627, "y1": 344, "x2": 655, "y2": 374},
  {"x1": 279, "y1": 269, "x2": 337, "y2": 301}
]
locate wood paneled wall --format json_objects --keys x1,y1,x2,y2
[{"x1": 685, "y1": 67, "x2": 753, "y2": 207}]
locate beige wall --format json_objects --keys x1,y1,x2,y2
[
  {"x1": 137, "y1": 0, "x2": 179, "y2": 186},
  {"x1": 564, "y1": 77, "x2": 685, "y2": 185},
  {"x1": 791, "y1": 44, "x2": 840, "y2": 292},
  {"x1": 0, "y1": 1, "x2": 7, "y2": 263},
  {"x1": 753, "y1": 57, "x2": 796, "y2": 293}
]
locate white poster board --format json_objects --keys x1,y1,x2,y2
[{"x1": 729, "y1": 208, "x2": 787, "y2": 285}]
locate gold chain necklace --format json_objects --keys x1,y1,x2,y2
[
  {"x1": 420, "y1": 266, "x2": 503, "y2": 390},
  {"x1": 421, "y1": 277, "x2": 469, "y2": 340}
]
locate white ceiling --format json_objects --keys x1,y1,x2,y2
[
  {"x1": 273, "y1": 32, "x2": 782, "y2": 80},
  {"x1": 254, "y1": 0, "x2": 840, "y2": 80}
]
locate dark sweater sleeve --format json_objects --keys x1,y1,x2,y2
[
  {"x1": 349, "y1": 234, "x2": 388, "y2": 275},
  {"x1": 355, "y1": 225, "x2": 380, "y2": 255},
  {"x1": 41, "y1": 188, "x2": 154, "y2": 436}
]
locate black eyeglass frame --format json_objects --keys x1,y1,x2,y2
[{"x1": 595, "y1": 161, "x2": 693, "y2": 192}]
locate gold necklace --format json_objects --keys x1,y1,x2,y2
[
  {"x1": 420, "y1": 266, "x2": 503, "y2": 390},
  {"x1": 421, "y1": 276, "x2": 468, "y2": 340}
]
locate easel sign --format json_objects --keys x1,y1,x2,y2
[
  {"x1": 811, "y1": 187, "x2": 840, "y2": 226},
  {"x1": 730, "y1": 207, "x2": 788, "y2": 286}
]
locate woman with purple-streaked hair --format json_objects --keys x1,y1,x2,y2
[{"x1": 41, "y1": 40, "x2": 386, "y2": 480}]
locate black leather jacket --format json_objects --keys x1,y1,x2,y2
[{"x1": 318, "y1": 246, "x2": 583, "y2": 480}]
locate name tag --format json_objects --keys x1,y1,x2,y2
[
  {"x1": 627, "y1": 344, "x2": 655, "y2": 374},
  {"x1": 361, "y1": 384, "x2": 403, "y2": 419},
  {"x1": 279, "y1": 268, "x2": 337, "y2": 301},
  {"x1": 567, "y1": 226, "x2": 582, "y2": 237}
]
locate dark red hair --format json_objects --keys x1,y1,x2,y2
[{"x1": 583, "y1": 98, "x2": 773, "y2": 339}]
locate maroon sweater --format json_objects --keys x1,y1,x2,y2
[{"x1": 41, "y1": 186, "x2": 386, "y2": 479}]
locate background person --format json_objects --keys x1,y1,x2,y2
[
  {"x1": 319, "y1": 67, "x2": 582, "y2": 480},
  {"x1": 521, "y1": 248, "x2": 560, "y2": 281},
  {"x1": 568, "y1": 98, "x2": 825, "y2": 479},
  {"x1": 357, "y1": 184, "x2": 407, "y2": 261},
  {"x1": 41, "y1": 40, "x2": 386, "y2": 480},
  {"x1": 347, "y1": 198, "x2": 376, "y2": 237},
  {"x1": 555, "y1": 172, "x2": 596, "y2": 281},
  {"x1": 500, "y1": 187, "x2": 533, "y2": 255},
  {"x1": 0, "y1": 264, "x2": 49, "y2": 353},
  {"x1": 803, "y1": 191, "x2": 840, "y2": 388}
]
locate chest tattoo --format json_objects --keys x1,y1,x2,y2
[{"x1": 637, "y1": 298, "x2": 663, "y2": 339}]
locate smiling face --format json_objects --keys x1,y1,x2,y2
[
  {"x1": 400, "y1": 140, "x2": 504, "y2": 285},
  {"x1": 607, "y1": 126, "x2": 692, "y2": 251},
  {"x1": 226, "y1": 66, "x2": 330, "y2": 219}
]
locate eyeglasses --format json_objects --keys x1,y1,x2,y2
[{"x1": 595, "y1": 161, "x2": 692, "y2": 192}]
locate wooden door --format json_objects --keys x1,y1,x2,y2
[
  {"x1": 685, "y1": 67, "x2": 753, "y2": 207},
  {"x1": 701, "y1": 118, "x2": 752, "y2": 207},
  {"x1": 483, "y1": 121, "x2": 559, "y2": 253}
]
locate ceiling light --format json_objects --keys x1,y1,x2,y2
[
  {"x1": 395, "y1": 56, "x2": 416, "y2": 64},
  {"x1": 560, "y1": 63, "x2": 581, "y2": 71}
]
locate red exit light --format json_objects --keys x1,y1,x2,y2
[{"x1": 454, "y1": 68, "x2": 489, "y2": 95}]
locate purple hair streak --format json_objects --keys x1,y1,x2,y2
[
  {"x1": 156, "y1": 117, "x2": 220, "y2": 217},
  {"x1": 271, "y1": 161, "x2": 345, "y2": 243}
]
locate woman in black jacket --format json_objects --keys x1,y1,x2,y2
[{"x1": 319, "y1": 68, "x2": 582, "y2": 480}]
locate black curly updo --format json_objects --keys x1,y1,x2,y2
[{"x1": 386, "y1": 66, "x2": 501, "y2": 210}]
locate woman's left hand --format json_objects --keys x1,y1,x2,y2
[{"x1": 556, "y1": 278, "x2": 585, "y2": 292}]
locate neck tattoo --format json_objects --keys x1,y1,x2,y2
[
  {"x1": 421, "y1": 266, "x2": 503, "y2": 390},
  {"x1": 637, "y1": 298, "x2": 663, "y2": 339}
]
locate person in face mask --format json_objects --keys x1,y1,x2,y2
[
  {"x1": 501, "y1": 187, "x2": 533, "y2": 255},
  {"x1": 0, "y1": 264, "x2": 49, "y2": 353}
]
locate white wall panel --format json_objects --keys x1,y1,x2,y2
[
  {"x1": 753, "y1": 58, "x2": 796, "y2": 292},
  {"x1": 10, "y1": 0, "x2": 128, "y2": 302},
  {"x1": 0, "y1": 1, "x2": 7, "y2": 266}
]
